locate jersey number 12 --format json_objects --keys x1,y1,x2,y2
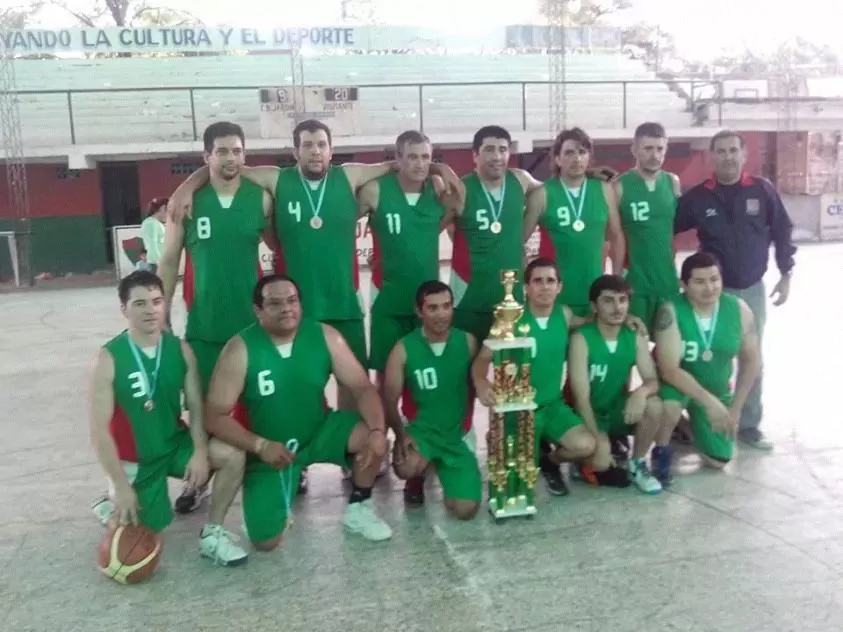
[{"x1": 630, "y1": 201, "x2": 650, "y2": 222}]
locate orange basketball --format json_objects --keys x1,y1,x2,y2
[{"x1": 97, "y1": 524, "x2": 162, "y2": 585}]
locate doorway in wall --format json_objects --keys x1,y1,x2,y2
[{"x1": 99, "y1": 162, "x2": 141, "y2": 264}]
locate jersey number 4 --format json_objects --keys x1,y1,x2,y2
[
  {"x1": 414, "y1": 367, "x2": 438, "y2": 391},
  {"x1": 630, "y1": 201, "x2": 650, "y2": 222}
]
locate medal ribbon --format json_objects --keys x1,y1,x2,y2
[
  {"x1": 127, "y1": 333, "x2": 163, "y2": 405},
  {"x1": 561, "y1": 179, "x2": 587, "y2": 226},
  {"x1": 298, "y1": 171, "x2": 328, "y2": 221},
  {"x1": 693, "y1": 301, "x2": 720, "y2": 356},
  {"x1": 279, "y1": 439, "x2": 300, "y2": 524},
  {"x1": 480, "y1": 176, "x2": 507, "y2": 225}
]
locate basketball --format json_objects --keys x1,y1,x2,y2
[{"x1": 97, "y1": 524, "x2": 162, "y2": 585}]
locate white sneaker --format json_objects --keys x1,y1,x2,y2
[
  {"x1": 342, "y1": 499, "x2": 392, "y2": 541},
  {"x1": 628, "y1": 458, "x2": 662, "y2": 495},
  {"x1": 200, "y1": 524, "x2": 249, "y2": 566},
  {"x1": 92, "y1": 495, "x2": 114, "y2": 526}
]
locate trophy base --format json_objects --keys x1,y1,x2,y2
[
  {"x1": 492, "y1": 402, "x2": 538, "y2": 414},
  {"x1": 489, "y1": 496, "x2": 538, "y2": 523},
  {"x1": 484, "y1": 338, "x2": 535, "y2": 352}
]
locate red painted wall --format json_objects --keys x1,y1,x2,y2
[{"x1": 0, "y1": 164, "x2": 101, "y2": 219}]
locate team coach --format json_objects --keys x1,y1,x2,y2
[{"x1": 675, "y1": 129, "x2": 797, "y2": 451}]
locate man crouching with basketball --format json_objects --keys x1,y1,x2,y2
[{"x1": 88, "y1": 270, "x2": 248, "y2": 566}]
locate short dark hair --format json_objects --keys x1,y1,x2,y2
[
  {"x1": 118, "y1": 270, "x2": 163, "y2": 304},
  {"x1": 709, "y1": 129, "x2": 746, "y2": 151},
  {"x1": 146, "y1": 197, "x2": 168, "y2": 217},
  {"x1": 415, "y1": 280, "x2": 453, "y2": 310},
  {"x1": 203, "y1": 122, "x2": 245, "y2": 153},
  {"x1": 524, "y1": 257, "x2": 559, "y2": 284},
  {"x1": 395, "y1": 130, "x2": 430, "y2": 156},
  {"x1": 680, "y1": 251, "x2": 721, "y2": 283},
  {"x1": 589, "y1": 274, "x2": 632, "y2": 303},
  {"x1": 634, "y1": 122, "x2": 666, "y2": 141},
  {"x1": 253, "y1": 273, "x2": 301, "y2": 308},
  {"x1": 472, "y1": 125, "x2": 511, "y2": 152},
  {"x1": 293, "y1": 119, "x2": 332, "y2": 149}
]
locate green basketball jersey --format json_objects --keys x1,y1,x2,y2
[
  {"x1": 451, "y1": 170, "x2": 525, "y2": 312},
  {"x1": 369, "y1": 173, "x2": 446, "y2": 316},
  {"x1": 402, "y1": 328, "x2": 472, "y2": 440},
  {"x1": 184, "y1": 179, "x2": 266, "y2": 344},
  {"x1": 239, "y1": 319, "x2": 333, "y2": 460},
  {"x1": 274, "y1": 166, "x2": 362, "y2": 321},
  {"x1": 105, "y1": 330, "x2": 187, "y2": 463},
  {"x1": 578, "y1": 322, "x2": 637, "y2": 413},
  {"x1": 618, "y1": 170, "x2": 679, "y2": 297},
  {"x1": 671, "y1": 293, "x2": 742, "y2": 395},
  {"x1": 538, "y1": 177, "x2": 608, "y2": 307},
  {"x1": 519, "y1": 306, "x2": 569, "y2": 406}
]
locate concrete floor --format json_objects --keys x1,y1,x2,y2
[{"x1": 2, "y1": 245, "x2": 843, "y2": 632}]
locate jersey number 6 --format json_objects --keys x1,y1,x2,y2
[{"x1": 258, "y1": 370, "x2": 276, "y2": 396}]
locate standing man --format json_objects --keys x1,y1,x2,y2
[
  {"x1": 615, "y1": 122, "x2": 682, "y2": 330},
  {"x1": 675, "y1": 130, "x2": 796, "y2": 450},
  {"x1": 567, "y1": 274, "x2": 665, "y2": 493},
  {"x1": 450, "y1": 125, "x2": 545, "y2": 342},
  {"x1": 382, "y1": 281, "x2": 482, "y2": 520},
  {"x1": 159, "y1": 121, "x2": 272, "y2": 510},
  {"x1": 89, "y1": 271, "x2": 249, "y2": 566},
  {"x1": 653, "y1": 252, "x2": 761, "y2": 475},
  {"x1": 523, "y1": 127, "x2": 626, "y2": 317},
  {"x1": 472, "y1": 258, "x2": 599, "y2": 497},
  {"x1": 204, "y1": 274, "x2": 393, "y2": 550}
]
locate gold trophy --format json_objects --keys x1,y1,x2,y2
[{"x1": 484, "y1": 270, "x2": 538, "y2": 522}]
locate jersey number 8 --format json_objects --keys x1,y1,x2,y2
[
  {"x1": 197, "y1": 216, "x2": 212, "y2": 239},
  {"x1": 258, "y1": 370, "x2": 276, "y2": 396}
]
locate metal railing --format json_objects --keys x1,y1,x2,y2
[{"x1": 11, "y1": 79, "x2": 726, "y2": 146}]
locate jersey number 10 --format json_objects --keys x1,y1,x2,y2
[{"x1": 414, "y1": 367, "x2": 438, "y2": 391}]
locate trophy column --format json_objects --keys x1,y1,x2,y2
[{"x1": 484, "y1": 271, "x2": 539, "y2": 523}]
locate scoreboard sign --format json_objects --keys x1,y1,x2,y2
[{"x1": 259, "y1": 86, "x2": 362, "y2": 138}]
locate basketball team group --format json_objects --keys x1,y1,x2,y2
[{"x1": 90, "y1": 118, "x2": 797, "y2": 577}]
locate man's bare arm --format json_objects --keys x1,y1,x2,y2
[
  {"x1": 158, "y1": 215, "x2": 185, "y2": 316},
  {"x1": 669, "y1": 172, "x2": 682, "y2": 198},
  {"x1": 563, "y1": 304, "x2": 591, "y2": 330},
  {"x1": 357, "y1": 179, "x2": 380, "y2": 220},
  {"x1": 382, "y1": 342, "x2": 407, "y2": 439},
  {"x1": 604, "y1": 181, "x2": 626, "y2": 274},
  {"x1": 343, "y1": 162, "x2": 398, "y2": 192},
  {"x1": 731, "y1": 299, "x2": 761, "y2": 414},
  {"x1": 167, "y1": 166, "x2": 210, "y2": 220},
  {"x1": 89, "y1": 349, "x2": 131, "y2": 490},
  {"x1": 431, "y1": 175, "x2": 461, "y2": 231},
  {"x1": 523, "y1": 185, "x2": 547, "y2": 244},
  {"x1": 204, "y1": 337, "x2": 263, "y2": 455},
  {"x1": 653, "y1": 303, "x2": 719, "y2": 409},
  {"x1": 511, "y1": 168, "x2": 544, "y2": 196},
  {"x1": 568, "y1": 332, "x2": 600, "y2": 435},
  {"x1": 323, "y1": 325, "x2": 385, "y2": 432},
  {"x1": 181, "y1": 340, "x2": 208, "y2": 454},
  {"x1": 241, "y1": 165, "x2": 282, "y2": 194},
  {"x1": 634, "y1": 334, "x2": 660, "y2": 397},
  {"x1": 261, "y1": 189, "x2": 273, "y2": 218}
]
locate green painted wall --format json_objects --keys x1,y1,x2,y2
[{"x1": 0, "y1": 215, "x2": 108, "y2": 279}]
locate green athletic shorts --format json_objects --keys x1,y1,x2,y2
[
  {"x1": 534, "y1": 398, "x2": 584, "y2": 459},
  {"x1": 322, "y1": 319, "x2": 367, "y2": 369},
  {"x1": 660, "y1": 384, "x2": 734, "y2": 462},
  {"x1": 629, "y1": 293, "x2": 678, "y2": 333},
  {"x1": 118, "y1": 430, "x2": 194, "y2": 533},
  {"x1": 595, "y1": 394, "x2": 630, "y2": 437},
  {"x1": 369, "y1": 313, "x2": 419, "y2": 373},
  {"x1": 408, "y1": 423, "x2": 482, "y2": 503},
  {"x1": 187, "y1": 338, "x2": 225, "y2": 396},
  {"x1": 242, "y1": 410, "x2": 359, "y2": 544},
  {"x1": 451, "y1": 309, "x2": 494, "y2": 343}
]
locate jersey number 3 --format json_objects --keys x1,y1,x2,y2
[{"x1": 682, "y1": 341, "x2": 700, "y2": 362}]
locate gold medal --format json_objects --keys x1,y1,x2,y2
[
  {"x1": 310, "y1": 216, "x2": 323, "y2": 229},
  {"x1": 144, "y1": 400, "x2": 155, "y2": 412},
  {"x1": 490, "y1": 221, "x2": 502, "y2": 234},
  {"x1": 701, "y1": 349, "x2": 713, "y2": 362},
  {"x1": 572, "y1": 219, "x2": 586, "y2": 232}
]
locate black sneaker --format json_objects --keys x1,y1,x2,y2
[
  {"x1": 610, "y1": 434, "x2": 630, "y2": 463},
  {"x1": 403, "y1": 475, "x2": 425, "y2": 507},
  {"x1": 175, "y1": 484, "x2": 209, "y2": 514},
  {"x1": 539, "y1": 454, "x2": 569, "y2": 496},
  {"x1": 297, "y1": 467, "x2": 309, "y2": 495},
  {"x1": 651, "y1": 445, "x2": 674, "y2": 488}
]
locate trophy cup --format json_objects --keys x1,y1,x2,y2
[{"x1": 484, "y1": 270, "x2": 538, "y2": 523}]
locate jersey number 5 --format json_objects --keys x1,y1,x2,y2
[
  {"x1": 475, "y1": 209, "x2": 490, "y2": 231},
  {"x1": 414, "y1": 367, "x2": 438, "y2": 391},
  {"x1": 197, "y1": 216, "x2": 212, "y2": 240},
  {"x1": 630, "y1": 201, "x2": 650, "y2": 222},
  {"x1": 258, "y1": 370, "x2": 276, "y2": 396}
]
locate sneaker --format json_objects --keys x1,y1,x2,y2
[
  {"x1": 738, "y1": 429, "x2": 774, "y2": 451},
  {"x1": 343, "y1": 499, "x2": 392, "y2": 541},
  {"x1": 610, "y1": 434, "x2": 630, "y2": 463},
  {"x1": 628, "y1": 458, "x2": 662, "y2": 495},
  {"x1": 651, "y1": 445, "x2": 674, "y2": 487},
  {"x1": 200, "y1": 524, "x2": 249, "y2": 566},
  {"x1": 92, "y1": 495, "x2": 114, "y2": 526},
  {"x1": 572, "y1": 463, "x2": 630, "y2": 488},
  {"x1": 403, "y1": 476, "x2": 425, "y2": 507},
  {"x1": 298, "y1": 468, "x2": 309, "y2": 495},
  {"x1": 539, "y1": 454, "x2": 570, "y2": 496},
  {"x1": 175, "y1": 483, "x2": 210, "y2": 515}
]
